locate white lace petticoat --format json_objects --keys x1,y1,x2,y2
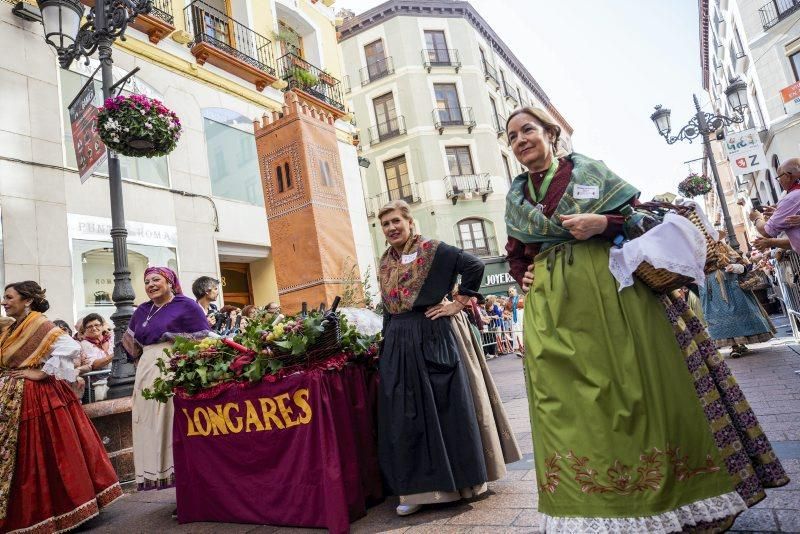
[{"x1": 541, "y1": 490, "x2": 746, "y2": 533}]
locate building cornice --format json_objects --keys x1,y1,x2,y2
[
  {"x1": 699, "y1": 0, "x2": 710, "y2": 90},
  {"x1": 338, "y1": 0, "x2": 573, "y2": 135}
]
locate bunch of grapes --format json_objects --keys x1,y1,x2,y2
[{"x1": 196, "y1": 337, "x2": 221, "y2": 356}]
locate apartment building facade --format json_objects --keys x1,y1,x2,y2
[{"x1": 338, "y1": 0, "x2": 572, "y2": 296}]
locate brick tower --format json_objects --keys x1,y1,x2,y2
[{"x1": 254, "y1": 91, "x2": 361, "y2": 313}]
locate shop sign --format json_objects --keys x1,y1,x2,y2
[
  {"x1": 780, "y1": 80, "x2": 800, "y2": 116},
  {"x1": 68, "y1": 214, "x2": 178, "y2": 247},
  {"x1": 724, "y1": 127, "x2": 768, "y2": 176},
  {"x1": 484, "y1": 272, "x2": 514, "y2": 287},
  {"x1": 68, "y1": 75, "x2": 107, "y2": 183}
]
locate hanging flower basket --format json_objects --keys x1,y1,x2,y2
[
  {"x1": 677, "y1": 173, "x2": 712, "y2": 198},
  {"x1": 96, "y1": 94, "x2": 182, "y2": 158}
]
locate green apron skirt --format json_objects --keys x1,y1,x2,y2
[{"x1": 523, "y1": 239, "x2": 743, "y2": 527}]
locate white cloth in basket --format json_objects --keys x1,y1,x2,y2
[{"x1": 609, "y1": 212, "x2": 707, "y2": 291}]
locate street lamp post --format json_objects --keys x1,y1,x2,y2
[
  {"x1": 650, "y1": 78, "x2": 750, "y2": 252},
  {"x1": 37, "y1": 0, "x2": 153, "y2": 397}
]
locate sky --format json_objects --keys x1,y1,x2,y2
[{"x1": 336, "y1": 0, "x2": 710, "y2": 200}]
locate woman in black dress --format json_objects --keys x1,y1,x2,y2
[{"x1": 377, "y1": 200, "x2": 519, "y2": 516}]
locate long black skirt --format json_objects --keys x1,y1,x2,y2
[{"x1": 378, "y1": 311, "x2": 488, "y2": 496}]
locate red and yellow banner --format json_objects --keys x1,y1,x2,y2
[{"x1": 172, "y1": 364, "x2": 382, "y2": 534}]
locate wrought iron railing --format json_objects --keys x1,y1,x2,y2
[
  {"x1": 444, "y1": 173, "x2": 493, "y2": 203},
  {"x1": 483, "y1": 61, "x2": 499, "y2": 86},
  {"x1": 493, "y1": 113, "x2": 507, "y2": 137},
  {"x1": 422, "y1": 48, "x2": 461, "y2": 71},
  {"x1": 185, "y1": 0, "x2": 275, "y2": 76},
  {"x1": 365, "y1": 182, "x2": 421, "y2": 217},
  {"x1": 432, "y1": 107, "x2": 476, "y2": 133},
  {"x1": 360, "y1": 56, "x2": 394, "y2": 85},
  {"x1": 759, "y1": 0, "x2": 800, "y2": 29},
  {"x1": 368, "y1": 115, "x2": 406, "y2": 145},
  {"x1": 148, "y1": 0, "x2": 174, "y2": 25},
  {"x1": 277, "y1": 53, "x2": 345, "y2": 112},
  {"x1": 503, "y1": 80, "x2": 518, "y2": 103}
]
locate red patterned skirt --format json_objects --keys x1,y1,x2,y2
[{"x1": 0, "y1": 377, "x2": 122, "y2": 534}]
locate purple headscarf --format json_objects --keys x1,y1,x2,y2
[{"x1": 144, "y1": 266, "x2": 182, "y2": 295}]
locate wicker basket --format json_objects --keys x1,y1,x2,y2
[
  {"x1": 629, "y1": 202, "x2": 716, "y2": 293},
  {"x1": 271, "y1": 314, "x2": 342, "y2": 365},
  {"x1": 633, "y1": 262, "x2": 695, "y2": 293}
]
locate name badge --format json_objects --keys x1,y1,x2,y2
[
  {"x1": 574, "y1": 185, "x2": 600, "y2": 199},
  {"x1": 401, "y1": 252, "x2": 418, "y2": 264}
]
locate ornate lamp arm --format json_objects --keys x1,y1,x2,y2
[
  {"x1": 661, "y1": 111, "x2": 745, "y2": 145},
  {"x1": 59, "y1": 0, "x2": 152, "y2": 68}
]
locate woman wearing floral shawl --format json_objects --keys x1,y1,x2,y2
[
  {"x1": 123, "y1": 267, "x2": 208, "y2": 492},
  {"x1": 504, "y1": 107, "x2": 788, "y2": 532}
]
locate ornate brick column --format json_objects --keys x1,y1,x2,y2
[{"x1": 254, "y1": 91, "x2": 361, "y2": 313}]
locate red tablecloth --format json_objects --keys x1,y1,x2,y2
[{"x1": 172, "y1": 363, "x2": 383, "y2": 533}]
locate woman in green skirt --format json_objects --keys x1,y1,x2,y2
[{"x1": 504, "y1": 107, "x2": 788, "y2": 532}]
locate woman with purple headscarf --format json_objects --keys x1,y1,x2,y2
[{"x1": 123, "y1": 267, "x2": 208, "y2": 492}]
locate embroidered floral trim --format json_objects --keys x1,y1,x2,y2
[
  {"x1": 566, "y1": 447, "x2": 664, "y2": 495},
  {"x1": 538, "y1": 452, "x2": 562, "y2": 493},
  {"x1": 667, "y1": 446, "x2": 720, "y2": 481},
  {"x1": 538, "y1": 446, "x2": 722, "y2": 497}
]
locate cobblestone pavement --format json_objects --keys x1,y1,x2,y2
[{"x1": 80, "y1": 317, "x2": 800, "y2": 533}]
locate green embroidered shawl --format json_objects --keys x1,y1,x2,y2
[{"x1": 505, "y1": 153, "x2": 640, "y2": 248}]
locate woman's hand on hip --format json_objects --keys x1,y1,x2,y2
[
  {"x1": 559, "y1": 214, "x2": 608, "y2": 240},
  {"x1": 522, "y1": 264, "x2": 534, "y2": 294},
  {"x1": 425, "y1": 300, "x2": 465, "y2": 320},
  {"x1": 8, "y1": 369, "x2": 47, "y2": 381}
]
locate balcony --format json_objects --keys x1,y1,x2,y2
[
  {"x1": 360, "y1": 57, "x2": 395, "y2": 85},
  {"x1": 503, "y1": 81, "x2": 518, "y2": 104},
  {"x1": 421, "y1": 48, "x2": 461, "y2": 72},
  {"x1": 79, "y1": 0, "x2": 174, "y2": 43},
  {"x1": 444, "y1": 173, "x2": 493, "y2": 204},
  {"x1": 368, "y1": 116, "x2": 406, "y2": 145},
  {"x1": 185, "y1": 0, "x2": 276, "y2": 91},
  {"x1": 492, "y1": 113, "x2": 507, "y2": 139},
  {"x1": 278, "y1": 53, "x2": 347, "y2": 118},
  {"x1": 432, "y1": 107, "x2": 476, "y2": 134},
  {"x1": 483, "y1": 61, "x2": 500, "y2": 87},
  {"x1": 365, "y1": 183, "x2": 421, "y2": 217},
  {"x1": 759, "y1": 0, "x2": 800, "y2": 29}
]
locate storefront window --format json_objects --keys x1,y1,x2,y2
[
  {"x1": 60, "y1": 69, "x2": 170, "y2": 187},
  {"x1": 203, "y1": 110, "x2": 264, "y2": 206},
  {"x1": 71, "y1": 239, "x2": 178, "y2": 323}
]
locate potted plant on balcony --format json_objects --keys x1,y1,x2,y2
[
  {"x1": 96, "y1": 94, "x2": 182, "y2": 158},
  {"x1": 290, "y1": 67, "x2": 319, "y2": 90},
  {"x1": 319, "y1": 68, "x2": 337, "y2": 86}
]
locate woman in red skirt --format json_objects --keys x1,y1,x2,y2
[{"x1": 0, "y1": 281, "x2": 121, "y2": 533}]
